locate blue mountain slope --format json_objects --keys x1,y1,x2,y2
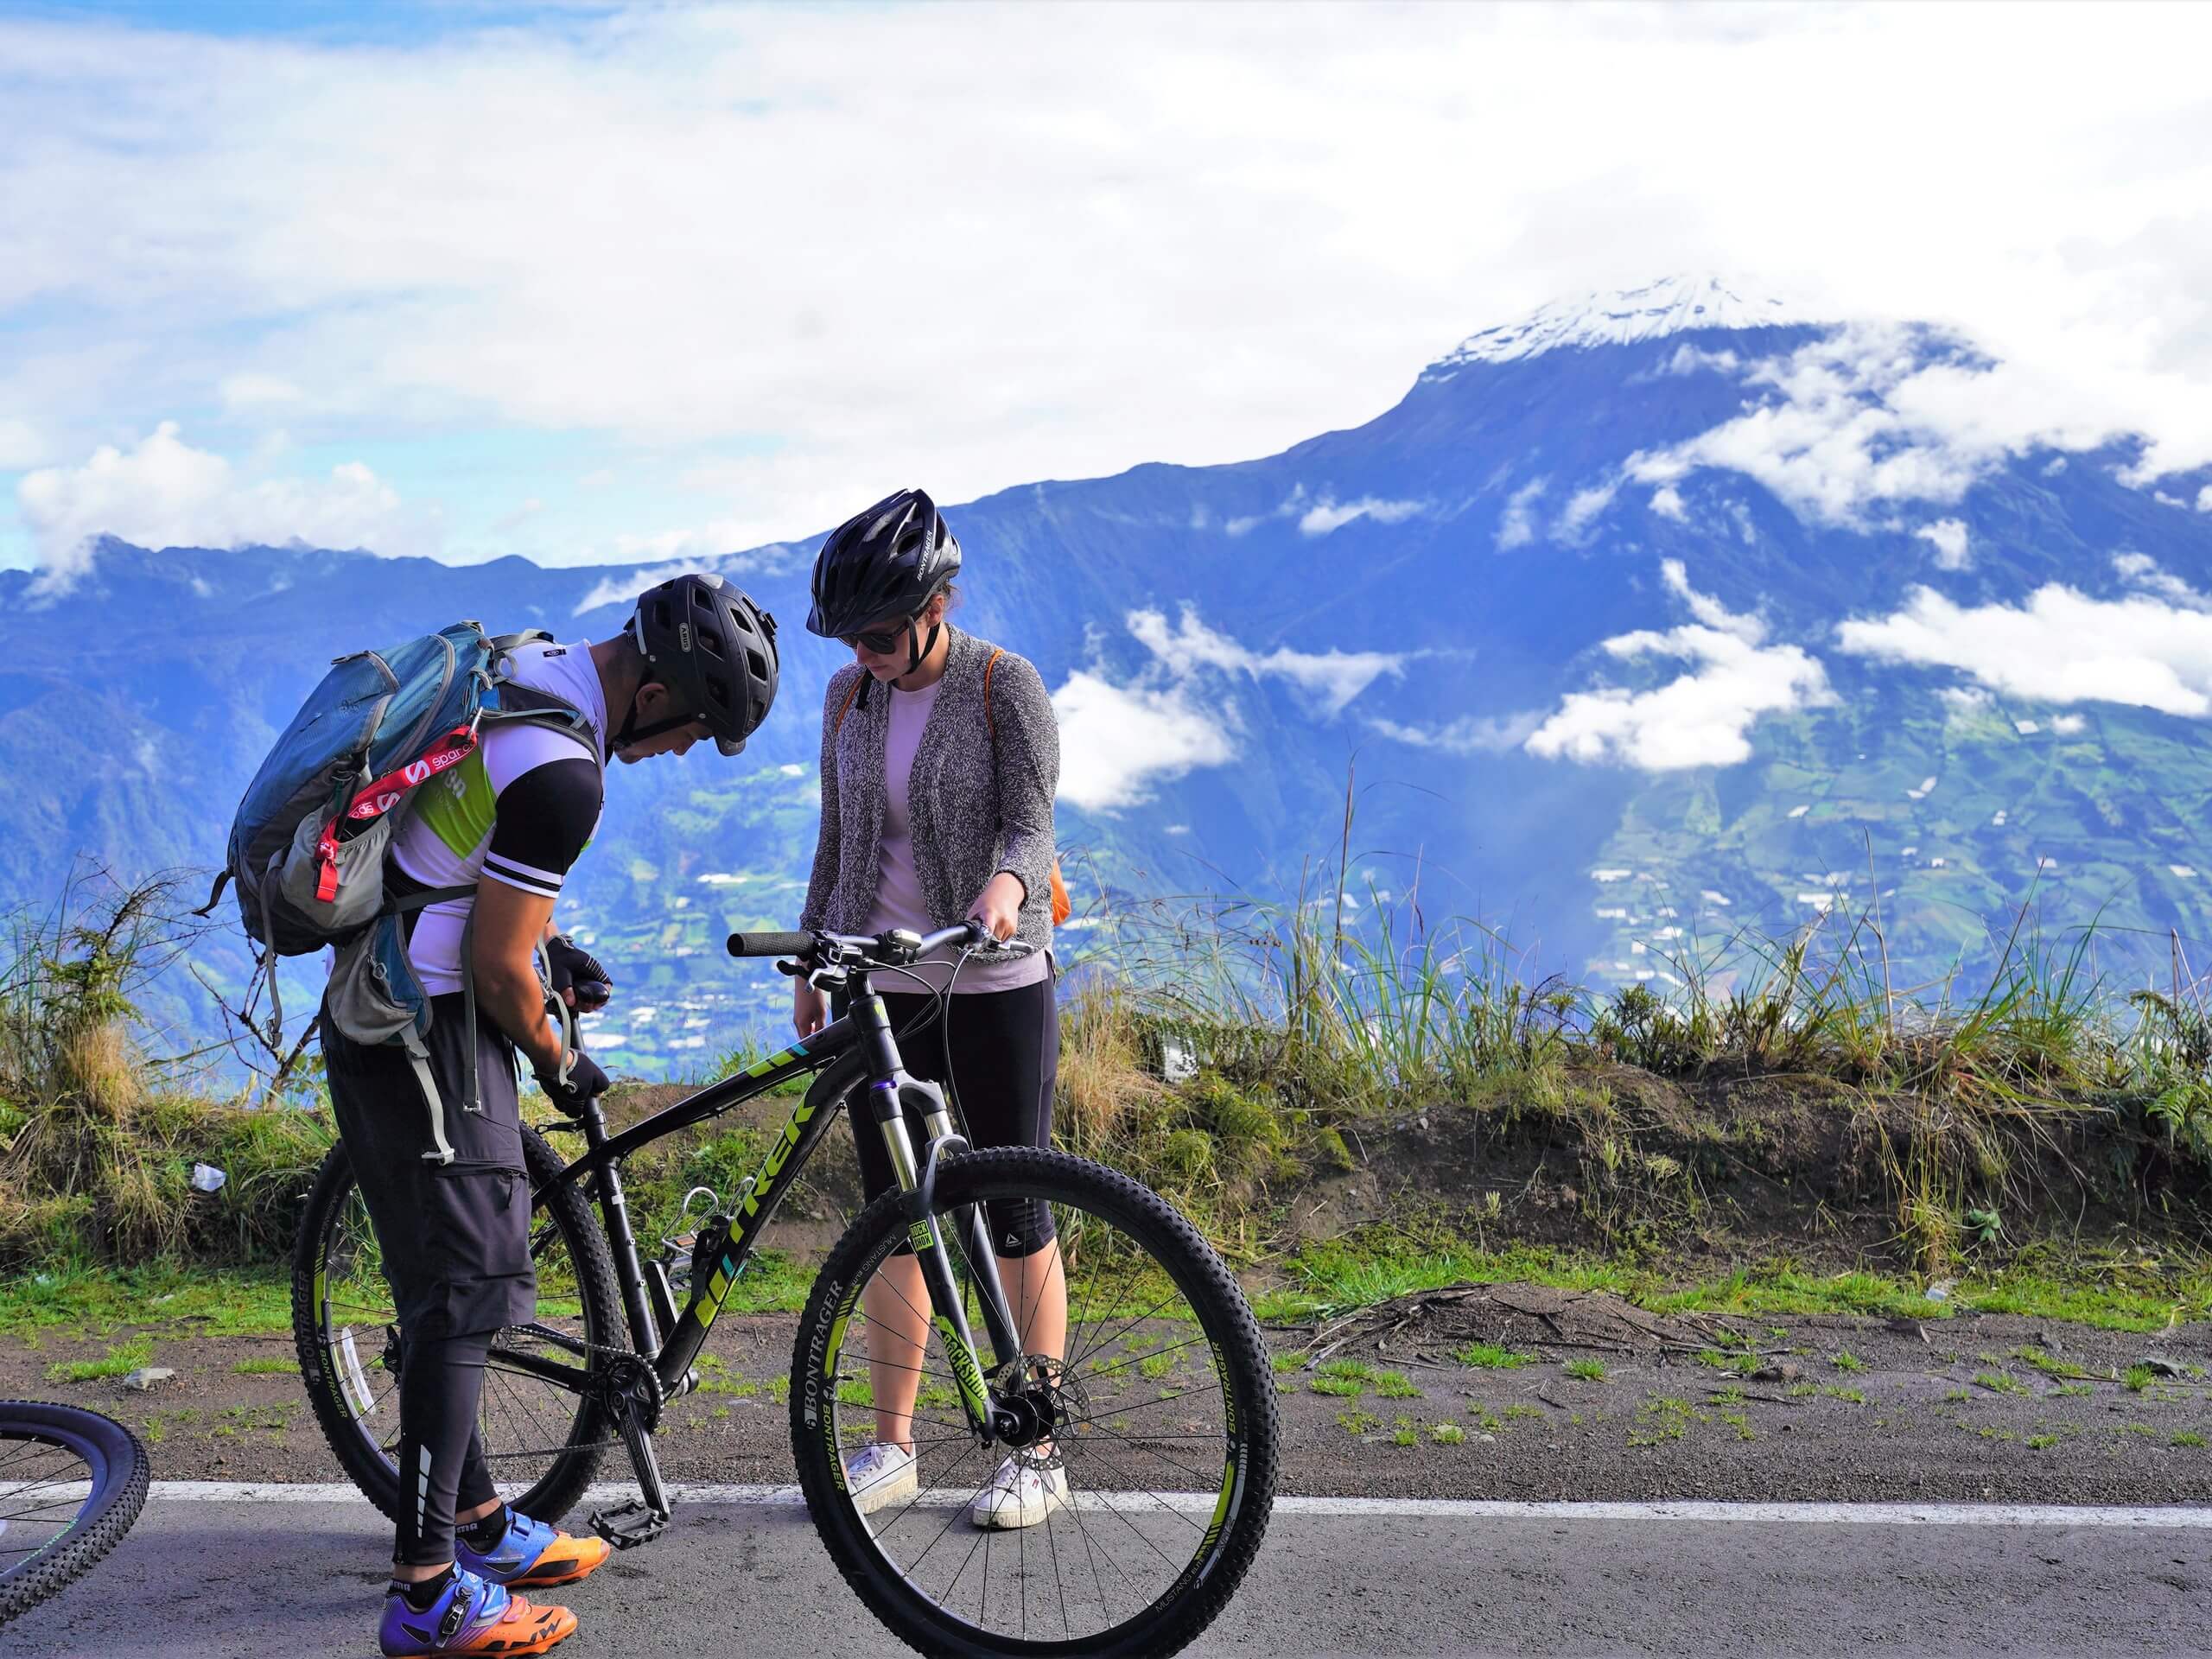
[{"x1": 7, "y1": 278, "x2": 2211, "y2": 1068}]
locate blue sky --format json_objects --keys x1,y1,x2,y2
[{"x1": 3, "y1": 1, "x2": 2210, "y2": 583}]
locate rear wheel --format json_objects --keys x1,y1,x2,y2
[
  {"x1": 292, "y1": 1123, "x2": 623, "y2": 1523},
  {"x1": 790, "y1": 1147, "x2": 1278, "y2": 1656}
]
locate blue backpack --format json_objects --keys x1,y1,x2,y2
[{"x1": 205, "y1": 622, "x2": 594, "y2": 1154}]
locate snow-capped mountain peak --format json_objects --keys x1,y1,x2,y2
[{"x1": 1425, "y1": 276, "x2": 1815, "y2": 375}]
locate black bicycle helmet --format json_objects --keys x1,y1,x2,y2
[
  {"x1": 623, "y1": 572, "x2": 779, "y2": 755},
  {"x1": 805, "y1": 487, "x2": 962, "y2": 642}
]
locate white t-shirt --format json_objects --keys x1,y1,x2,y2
[{"x1": 387, "y1": 640, "x2": 607, "y2": 996}]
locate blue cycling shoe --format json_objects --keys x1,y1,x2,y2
[
  {"x1": 378, "y1": 1567, "x2": 576, "y2": 1656},
  {"x1": 454, "y1": 1507, "x2": 611, "y2": 1589}
]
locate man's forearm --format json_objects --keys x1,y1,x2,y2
[{"x1": 474, "y1": 960, "x2": 565, "y2": 1076}]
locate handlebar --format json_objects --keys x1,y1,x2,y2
[{"x1": 725, "y1": 922, "x2": 1034, "y2": 968}]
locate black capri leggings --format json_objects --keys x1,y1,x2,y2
[{"x1": 845, "y1": 977, "x2": 1059, "y2": 1257}]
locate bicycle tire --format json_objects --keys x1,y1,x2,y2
[
  {"x1": 790, "y1": 1147, "x2": 1278, "y2": 1657},
  {"x1": 0, "y1": 1401, "x2": 151, "y2": 1628},
  {"x1": 292, "y1": 1122, "x2": 623, "y2": 1524}
]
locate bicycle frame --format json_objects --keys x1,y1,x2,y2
[{"x1": 509, "y1": 979, "x2": 1027, "y2": 1440}]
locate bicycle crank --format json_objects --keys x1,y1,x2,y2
[{"x1": 586, "y1": 1353, "x2": 671, "y2": 1550}]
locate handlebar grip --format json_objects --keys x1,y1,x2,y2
[{"x1": 727, "y1": 931, "x2": 816, "y2": 960}]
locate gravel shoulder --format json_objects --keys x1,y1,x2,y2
[{"x1": 9, "y1": 1297, "x2": 2210, "y2": 1504}]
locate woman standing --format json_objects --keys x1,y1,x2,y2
[{"x1": 794, "y1": 487, "x2": 1067, "y2": 1530}]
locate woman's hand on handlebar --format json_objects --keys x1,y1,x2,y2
[
  {"x1": 793, "y1": 977, "x2": 827, "y2": 1038},
  {"x1": 967, "y1": 872, "x2": 1025, "y2": 943}
]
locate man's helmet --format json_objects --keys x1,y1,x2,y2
[
  {"x1": 805, "y1": 488, "x2": 962, "y2": 641},
  {"x1": 625, "y1": 573, "x2": 779, "y2": 755}
]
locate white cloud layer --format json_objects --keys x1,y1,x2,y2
[
  {"x1": 1526, "y1": 563, "x2": 1834, "y2": 770},
  {"x1": 1052, "y1": 605, "x2": 1403, "y2": 808},
  {"x1": 16, "y1": 422, "x2": 419, "y2": 592},
  {"x1": 1624, "y1": 325, "x2": 2181, "y2": 528},
  {"x1": 1297, "y1": 496, "x2": 1425, "y2": 537},
  {"x1": 3, "y1": 5, "x2": 2211, "y2": 565},
  {"x1": 1125, "y1": 606, "x2": 1406, "y2": 715},
  {"x1": 1916, "y1": 518, "x2": 1971, "y2": 570},
  {"x1": 1370, "y1": 710, "x2": 1547, "y2": 754},
  {"x1": 1052, "y1": 672, "x2": 1236, "y2": 813},
  {"x1": 1837, "y1": 579, "x2": 2212, "y2": 717}
]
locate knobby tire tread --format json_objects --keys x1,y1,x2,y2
[
  {"x1": 0, "y1": 1402, "x2": 152, "y2": 1628},
  {"x1": 789, "y1": 1147, "x2": 1279, "y2": 1658}
]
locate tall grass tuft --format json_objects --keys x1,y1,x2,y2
[{"x1": 0, "y1": 868, "x2": 327, "y2": 1267}]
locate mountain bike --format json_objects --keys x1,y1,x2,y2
[
  {"x1": 0, "y1": 1401, "x2": 152, "y2": 1628},
  {"x1": 293, "y1": 922, "x2": 1278, "y2": 1656}
]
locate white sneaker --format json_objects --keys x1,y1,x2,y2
[
  {"x1": 844, "y1": 1440, "x2": 917, "y2": 1516},
  {"x1": 969, "y1": 1457, "x2": 1070, "y2": 1529}
]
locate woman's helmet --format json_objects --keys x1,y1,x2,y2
[
  {"x1": 805, "y1": 487, "x2": 962, "y2": 642},
  {"x1": 624, "y1": 572, "x2": 779, "y2": 755}
]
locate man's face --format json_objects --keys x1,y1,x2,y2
[{"x1": 615, "y1": 682, "x2": 711, "y2": 764}]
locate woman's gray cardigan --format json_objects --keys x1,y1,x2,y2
[{"x1": 799, "y1": 626, "x2": 1060, "y2": 955}]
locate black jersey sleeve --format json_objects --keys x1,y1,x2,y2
[{"x1": 481, "y1": 758, "x2": 601, "y2": 899}]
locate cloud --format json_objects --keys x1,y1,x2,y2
[
  {"x1": 1297, "y1": 495, "x2": 1426, "y2": 536},
  {"x1": 1656, "y1": 343, "x2": 1740, "y2": 376},
  {"x1": 5, "y1": 6, "x2": 2212, "y2": 558},
  {"x1": 1625, "y1": 324, "x2": 2189, "y2": 528},
  {"x1": 1648, "y1": 484, "x2": 1687, "y2": 521},
  {"x1": 570, "y1": 542, "x2": 797, "y2": 615},
  {"x1": 0, "y1": 418, "x2": 42, "y2": 470},
  {"x1": 2110, "y1": 550, "x2": 2209, "y2": 608},
  {"x1": 1048, "y1": 606, "x2": 1401, "y2": 808},
  {"x1": 1126, "y1": 605, "x2": 1406, "y2": 715},
  {"x1": 1370, "y1": 710, "x2": 1547, "y2": 754},
  {"x1": 1915, "y1": 518, "x2": 1970, "y2": 570},
  {"x1": 1051, "y1": 672, "x2": 1236, "y2": 812},
  {"x1": 1554, "y1": 481, "x2": 1618, "y2": 542},
  {"x1": 2200, "y1": 485, "x2": 2212, "y2": 512},
  {"x1": 1496, "y1": 479, "x2": 1547, "y2": 550},
  {"x1": 1837, "y1": 582, "x2": 2212, "y2": 718},
  {"x1": 1524, "y1": 564, "x2": 1834, "y2": 770},
  {"x1": 16, "y1": 423, "x2": 418, "y2": 592}
]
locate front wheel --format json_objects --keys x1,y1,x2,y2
[{"x1": 790, "y1": 1147, "x2": 1278, "y2": 1657}]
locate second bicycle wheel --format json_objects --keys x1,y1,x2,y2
[
  {"x1": 791, "y1": 1146, "x2": 1278, "y2": 1657},
  {"x1": 0, "y1": 1401, "x2": 150, "y2": 1628}
]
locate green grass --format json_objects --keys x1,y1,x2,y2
[
  {"x1": 1375, "y1": 1370, "x2": 1422, "y2": 1400},
  {"x1": 1565, "y1": 1357, "x2": 1607, "y2": 1382},
  {"x1": 1454, "y1": 1344, "x2": 1531, "y2": 1370},
  {"x1": 1391, "y1": 1423, "x2": 1419, "y2": 1447},
  {"x1": 2026, "y1": 1433, "x2": 2061, "y2": 1450},
  {"x1": 2173, "y1": 1432, "x2": 2207, "y2": 1448},
  {"x1": 1337, "y1": 1409, "x2": 1381, "y2": 1437},
  {"x1": 1429, "y1": 1421, "x2": 1467, "y2": 1445},
  {"x1": 1254, "y1": 1230, "x2": 2202, "y2": 1336},
  {"x1": 0, "y1": 1265, "x2": 293, "y2": 1339},
  {"x1": 230, "y1": 1356, "x2": 299, "y2": 1376},
  {"x1": 2010, "y1": 1345, "x2": 2091, "y2": 1381},
  {"x1": 1829, "y1": 1351, "x2": 1866, "y2": 1373},
  {"x1": 43, "y1": 1337, "x2": 151, "y2": 1383},
  {"x1": 1308, "y1": 1375, "x2": 1363, "y2": 1397},
  {"x1": 1821, "y1": 1385, "x2": 1867, "y2": 1405},
  {"x1": 2124, "y1": 1364, "x2": 2157, "y2": 1393},
  {"x1": 1974, "y1": 1370, "x2": 2027, "y2": 1395}
]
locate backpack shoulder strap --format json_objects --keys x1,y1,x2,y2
[
  {"x1": 982, "y1": 648, "x2": 1005, "y2": 749},
  {"x1": 831, "y1": 671, "x2": 865, "y2": 740}
]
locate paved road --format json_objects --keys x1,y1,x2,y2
[{"x1": 6, "y1": 1490, "x2": 2208, "y2": 1656}]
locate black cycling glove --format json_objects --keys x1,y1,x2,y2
[
  {"x1": 535, "y1": 1048, "x2": 610, "y2": 1116},
  {"x1": 546, "y1": 934, "x2": 613, "y2": 1013}
]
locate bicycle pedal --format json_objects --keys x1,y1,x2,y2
[{"x1": 588, "y1": 1499, "x2": 669, "y2": 1550}]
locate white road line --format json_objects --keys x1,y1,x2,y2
[{"x1": 137, "y1": 1483, "x2": 2212, "y2": 1528}]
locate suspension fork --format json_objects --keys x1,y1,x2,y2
[{"x1": 852, "y1": 995, "x2": 1024, "y2": 1435}]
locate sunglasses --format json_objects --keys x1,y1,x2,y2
[{"x1": 840, "y1": 617, "x2": 917, "y2": 653}]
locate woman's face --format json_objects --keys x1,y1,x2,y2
[{"x1": 849, "y1": 590, "x2": 949, "y2": 681}]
